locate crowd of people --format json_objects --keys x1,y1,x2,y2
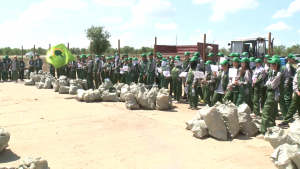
[{"x1": 1, "y1": 51, "x2": 300, "y2": 137}]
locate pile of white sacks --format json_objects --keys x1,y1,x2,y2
[
  {"x1": 0, "y1": 157, "x2": 49, "y2": 169},
  {"x1": 76, "y1": 80, "x2": 173, "y2": 110},
  {"x1": 264, "y1": 120, "x2": 300, "y2": 169},
  {"x1": 0, "y1": 128, "x2": 10, "y2": 153},
  {"x1": 186, "y1": 101, "x2": 261, "y2": 140}
]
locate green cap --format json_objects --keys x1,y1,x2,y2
[
  {"x1": 271, "y1": 55, "x2": 279, "y2": 59},
  {"x1": 101, "y1": 55, "x2": 105, "y2": 57},
  {"x1": 242, "y1": 52, "x2": 249, "y2": 56},
  {"x1": 168, "y1": 56, "x2": 174, "y2": 59},
  {"x1": 174, "y1": 58, "x2": 180, "y2": 61},
  {"x1": 95, "y1": 55, "x2": 99, "y2": 58},
  {"x1": 121, "y1": 55, "x2": 125, "y2": 58},
  {"x1": 148, "y1": 52, "x2": 153, "y2": 56},
  {"x1": 157, "y1": 55, "x2": 162, "y2": 59},
  {"x1": 106, "y1": 57, "x2": 110, "y2": 60},
  {"x1": 189, "y1": 57, "x2": 197, "y2": 62},
  {"x1": 19, "y1": 56, "x2": 23, "y2": 59},
  {"x1": 240, "y1": 57, "x2": 250, "y2": 63},
  {"x1": 5, "y1": 55, "x2": 8, "y2": 58},
  {"x1": 162, "y1": 58, "x2": 168, "y2": 61},
  {"x1": 287, "y1": 54, "x2": 295, "y2": 59},
  {"x1": 128, "y1": 57, "x2": 132, "y2": 60},
  {"x1": 208, "y1": 53, "x2": 214, "y2": 57},
  {"x1": 184, "y1": 52, "x2": 190, "y2": 56},
  {"x1": 249, "y1": 57, "x2": 255, "y2": 62},
  {"x1": 268, "y1": 58, "x2": 281, "y2": 64},
  {"x1": 133, "y1": 57, "x2": 138, "y2": 61},
  {"x1": 193, "y1": 52, "x2": 200, "y2": 57},
  {"x1": 30, "y1": 55, "x2": 33, "y2": 58},
  {"x1": 220, "y1": 60, "x2": 229, "y2": 65},
  {"x1": 235, "y1": 53, "x2": 240, "y2": 57},
  {"x1": 175, "y1": 55, "x2": 180, "y2": 58},
  {"x1": 115, "y1": 53, "x2": 118, "y2": 56},
  {"x1": 86, "y1": 54, "x2": 91, "y2": 57},
  {"x1": 36, "y1": 54, "x2": 40, "y2": 56},
  {"x1": 111, "y1": 56, "x2": 115, "y2": 59},
  {"x1": 76, "y1": 55, "x2": 80, "y2": 57},
  {"x1": 124, "y1": 53, "x2": 128, "y2": 56},
  {"x1": 254, "y1": 58, "x2": 263, "y2": 63},
  {"x1": 217, "y1": 52, "x2": 224, "y2": 57},
  {"x1": 204, "y1": 60, "x2": 213, "y2": 65},
  {"x1": 81, "y1": 54, "x2": 86, "y2": 58},
  {"x1": 156, "y1": 52, "x2": 161, "y2": 56},
  {"x1": 228, "y1": 53, "x2": 235, "y2": 57},
  {"x1": 264, "y1": 54, "x2": 271, "y2": 59},
  {"x1": 2, "y1": 56, "x2": 5, "y2": 59},
  {"x1": 141, "y1": 53, "x2": 147, "y2": 57},
  {"x1": 230, "y1": 57, "x2": 240, "y2": 62},
  {"x1": 123, "y1": 58, "x2": 128, "y2": 61}
]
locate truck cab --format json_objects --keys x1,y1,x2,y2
[{"x1": 229, "y1": 37, "x2": 267, "y2": 58}]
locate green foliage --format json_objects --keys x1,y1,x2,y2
[
  {"x1": 218, "y1": 47, "x2": 230, "y2": 56},
  {"x1": 286, "y1": 44, "x2": 300, "y2": 54},
  {"x1": 86, "y1": 25, "x2": 111, "y2": 55}
]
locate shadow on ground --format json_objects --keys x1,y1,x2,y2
[{"x1": 0, "y1": 149, "x2": 20, "y2": 163}]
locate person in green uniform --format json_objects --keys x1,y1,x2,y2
[
  {"x1": 35, "y1": 54, "x2": 43, "y2": 73},
  {"x1": 122, "y1": 58, "x2": 129, "y2": 83},
  {"x1": 156, "y1": 54, "x2": 162, "y2": 87},
  {"x1": 182, "y1": 52, "x2": 191, "y2": 100},
  {"x1": 10, "y1": 56, "x2": 20, "y2": 83},
  {"x1": 85, "y1": 55, "x2": 94, "y2": 89},
  {"x1": 112, "y1": 53, "x2": 122, "y2": 84},
  {"x1": 223, "y1": 57, "x2": 240, "y2": 104},
  {"x1": 278, "y1": 63, "x2": 300, "y2": 127},
  {"x1": 6, "y1": 55, "x2": 12, "y2": 81},
  {"x1": 186, "y1": 57, "x2": 199, "y2": 110},
  {"x1": 76, "y1": 55, "x2": 82, "y2": 79},
  {"x1": 228, "y1": 53, "x2": 235, "y2": 67},
  {"x1": 126, "y1": 57, "x2": 134, "y2": 85},
  {"x1": 283, "y1": 54, "x2": 296, "y2": 110},
  {"x1": 1, "y1": 57, "x2": 8, "y2": 81},
  {"x1": 66, "y1": 61, "x2": 71, "y2": 78},
  {"x1": 211, "y1": 60, "x2": 229, "y2": 105},
  {"x1": 19, "y1": 57, "x2": 25, "y2": 81},
  {"x1": 252, "y1": 58, "x2": 266, "y2": 117},
  {"x1": 100, "y1": 55, "x2": 106, "y2": 83},
  {"x1": 160, "y1": 58, "x2": 170, "y2": 89},
  {"x1": 0, "y1": 57, "x2": 2, "y2": 81},
  {"x1": 69, "y1": 59, "x2": 77, "y2": 79},
  {"x1": 259, "y1": 58, "x2": 284, "y2": 137},
  {"x1": 49, "y1": 64, "x2": 55, "y2": 77},
  {"x1": 138, "y1": 54, "x2": 148, "y2": 84},
  {"x1": 234, "y1": 57, "x2": 252, "y2": 107},
  {"x1": 93, "y1": 55, "x2": 101, "y2": 88},
  {"x1": 80, "y1": 54, "x2": 87, "y2": 79},
  {"x1": 147, "y1": 52, "x2": 156, "y2": 85},
  {"x1": 28, "y1": 56, "x2": 35, "y2": 79},
  {"x1": 201, "y1": 60, "x2": 215, "y2": 107},
  {"x1": 261, "y1": 54, "x2": 271, "y2": 109},
  {"x1": 168, "y1": 56, "x2": 174, "y2": 96},
  {"x1": 132, "y1": 58, "x2": 139, "y2": 83},
  {"x1": 249, "y1": 57, "x2": 256, "y2": 70},
  {"x1": 103, "y1": 57, "x2": 110, "y2": 81},
  {"x1": 119, "y1": 54, "x2": 126, "y2": 83},
  {"x1": 171, "y1": 58, "x2": 183, "y2": 103}
]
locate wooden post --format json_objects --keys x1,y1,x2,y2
[
  {"x1": 118, "y1": 39, "x2": 120, "y2": 56},
  {"x1": 49, "y1": 44, "x2": 51, "y2": 49},
  {"x1": 268, "y1": 32, "x2": 271, "y2": 56},
  {"x1": 203, "y1": 34, "x2": 206, "y2": 62},
  {"x1": 67, "y1": 42, "x2": 69, "y2": 50},
  {"x1": 21, "y1": 45, "x2": 23, "y2": 57},
  {"x1": 90, "y1": 41, "x2": 92, "y2": 58},
  {"x1": 154, "y1": 37, "x2": 157, "y2": 59},
  {"x1": 34, "y1": 45, "x2": 36, "y2": 59}
]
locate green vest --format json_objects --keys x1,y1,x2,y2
[
  {"x1": 183, "y1": 60, "x2": 189, "y2": 70},
  {"x1": 187, "y1": 68, "x2": 196, "y2": 84},
  {"x1": 139, "y1": 60, "x2": 148, "y2": 74},
  {"x1": 215, "y1": 70, "x2": 229, "y2": 90},
  {"x1": 171, "y1": 66, "x2": 180, "y2": 81}
]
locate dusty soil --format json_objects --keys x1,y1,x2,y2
[{"x1": 0, "y1": 82, "x2": 276, "y2": 168}]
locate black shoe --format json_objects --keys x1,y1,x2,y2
[{"x1": 278, "y1": 122, "x2": 289, "y2": 128}]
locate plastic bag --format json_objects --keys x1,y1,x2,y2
[
  {"x1": 200, "y1": 106, "x2": 228, "y2": 140},
  {"x1": 59, "y1": 86, "x2": 70, "y2": 94},
  {"x1": 69, "y1": 86, "x2": 78, "y2": 95},
  {"x1": 191, "y1": 120, "x2": 208, "y2": 139},
  {"x1": 119, "y1": 85, "x2": 130, "y2": 102},
  {"x1": 155, "y1": 88, "x2": 172, "y2": 110},
  {"x1": 24, "y1": 79, "x2": 35, "y2": 85},
  {"x1": 43, "y1": 78, "x2": 53, "y2": 89},
  {"x1": 35, "y1": 82, "x2": 45, "y2": 89},
  {"x1": 264, "y1": 127, "x2": 296, "y2": 149},
  {"x1": 102, "y1": 91, "x2": 118, "y2": 102},
  {"x1": 238, "y1": 103, "x2": 258, "y2": 137},
  {"x1": 18, "y1": 157, "x2": 49, "y2": 169},
  {"x1": 215, "y1": 101, "x2": 240, "y2": 138},
  {"x1": 125, "y1": 93, "x2": 140, "y2": 110},
  {"x1": 270, "y1": 143, "x2": 298, "y2": 169},
  {"x1": 76, "y1": 90, "x2": 86, "y2": 102},
  {"x1": 52, "y1": 79, "x2": 59, "y2": 92},
  {"x1": 288, "y1": 119, "x2": 300, "y2": 144},
  {"x1": 0, "y1": 128, "x2": 10, "y2": 153}
]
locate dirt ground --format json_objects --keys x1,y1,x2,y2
[{"x1": 0, "y1": 82, "x2": 277, "y2": 169}]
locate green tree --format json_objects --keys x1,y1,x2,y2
[
  {"x1": 273, "y1": 45, "x2": 287, "y2": 56},
  {"x1": 86, "y1": 25, "x2": 111, "y2": 55},
  {"x1": 286, "y1": 44, "x2": 300, "y2": 54},
  {"x1": 122, "y1": 46, "x2": 135, "y2": 54},
  {"x1": 218, "y1": 47, "x2": 230, "y2": 56}
]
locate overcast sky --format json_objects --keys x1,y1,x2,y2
[{"x1": 0, "y1": 0, "x2": 299, "y2": 49}]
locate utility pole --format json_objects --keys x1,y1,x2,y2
[{"x1": 176, "y1": 35, "x2": 177, "y2": 46}]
